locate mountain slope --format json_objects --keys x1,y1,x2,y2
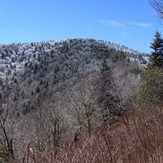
[{"x1": 0, "y1": 39, "x2": 149, "y2": 114}]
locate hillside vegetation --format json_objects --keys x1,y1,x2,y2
[
  {"x1": 1, "y1": 38, "x2": 163, "y2": 163},
  {"x1": 0, "y1": 39, "x2": 148, "y2": 115}
]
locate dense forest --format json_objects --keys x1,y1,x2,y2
[{"x1": 0, "y1": 35, "x2": 162, "y2": 162}]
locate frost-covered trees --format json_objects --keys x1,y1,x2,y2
[{"x1": 0, "y1": 39, "x2": 148, "y2": 117}]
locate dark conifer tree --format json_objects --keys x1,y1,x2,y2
[
  {"x1": 150, "y1": 31, "x2": 163, "y2": 68},
  {"x1": 97, "y1": 59, "x2": 123, "y2": 122}
]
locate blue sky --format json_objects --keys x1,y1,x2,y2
[{"x1": 0, "y1": 0, "x2": 162, "y2": 53}]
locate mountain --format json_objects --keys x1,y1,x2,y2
[
  {"x1": 0, "y1": 38, "x2": 149, "y2": 115},
  {"x1": 0, "y1": 38, "x2": 152, "y2": 161},
  {"x1": 0, "y1": 39, "x2": 148, "y2": 80}
]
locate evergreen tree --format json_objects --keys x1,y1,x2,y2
[
  {"x1": 97, "y1": 59, "x2": 123, "y2": 122},
  {"x1": 138, "y1": 67, "x2": 163, "y2": 107},
  {"x1": 150, "y1": 31, "x2": 163, "y2": 68},
  {"x1": 138, "y1": 32, "x2": 163, "y2": 107},
  {"x1": 36, "y1": 86, "x2": 40, "y2": 94}
]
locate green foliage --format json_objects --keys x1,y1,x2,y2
[
  {"x1": 138, "y1": 32, "x2": 163, "y2": 107},
  {"x1": 138, "y1": 67, "x2": 163, "y2": 107},
  {"x1": 150, "y1": 31, "x2": 163, "y2": 68},
  {"x1": 0, "y1": 145, "x2": 12, "y2": 163}
]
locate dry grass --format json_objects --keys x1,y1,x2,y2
[{"x1": 22, "y1": 106, "x2": 163, "y2": 163}]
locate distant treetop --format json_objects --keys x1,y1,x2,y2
[{"x1": 150, "y1": 31, "x2": 163, "y2": 68}]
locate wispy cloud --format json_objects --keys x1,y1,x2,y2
[
  {"x1": 97, "y1": 19, "x2": 131, "y2": 37},
  {"x1": 133, "y1": 22, "x2": 151, "y2": 28},
  {"x1": 97, "y1": 19, "x2": 126, "y2": 28},
  {"x1": 98, "y1": 19, "x2": 152, "y2": 29}
]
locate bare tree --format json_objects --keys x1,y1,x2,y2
[
  {"x1": 0, "y1": 104, "x2": 15, "y2": 160},
  {"x1": 65, "y1": 75, "x2": 100, "y2": 136},
  {"x1": 24, "y1": 93, "x2": 67, "y2": 152},
  {"x1": 149, "y1": 0, "x2": 163, "y2": 18}
]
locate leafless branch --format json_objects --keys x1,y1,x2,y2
[{"x1": 149, "y1": 0, "x2": 163, "y2": 18}]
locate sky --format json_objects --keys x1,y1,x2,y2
[{"x1": 0, "y1": 0, "x2": 162, "y2": 53}]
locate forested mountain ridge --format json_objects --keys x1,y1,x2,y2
[
  {"x1": 0, "y1": 38, "x2": 149, "y2": 115},
  {"x1": 0, "y1": 38, "x2": 154, "y2": 162},
  {"x1": 0, "y1": 39, "x2": 148, "y2": 80}
]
